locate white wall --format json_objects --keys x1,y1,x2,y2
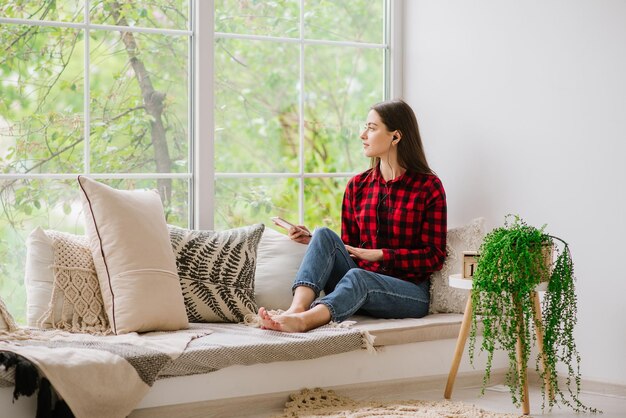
[{"x1": 404, "y1": 0, "x2": 626, "y2": 385}]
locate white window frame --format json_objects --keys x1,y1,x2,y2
[
  {"x1": 192, "y1": 0, "x2": 402, "y2": 230},
  {"x1": 193, "y1": 0, "x2": 215, "y2": 229},
  {"x1": 0, "y1": 0, "x2": 194, "y2": 218},
  {"x1": 0, "y1": 0, "x2": 401, "y2": 230}
]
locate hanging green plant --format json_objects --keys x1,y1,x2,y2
[{"x1": 468, "y1": 215, "x2": 598, "y2": 413}]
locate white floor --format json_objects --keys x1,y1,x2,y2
[
  {"x1": 238, "y1": 374, "x2": 625, "y2": 418},
  {"x1": 363, "y1": 380, "x2": 625, "y2": 418},
  {"x1": 130, "y1": 371, "x2": 626, "y2": 417}
]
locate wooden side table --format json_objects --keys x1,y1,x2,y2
[{"x1": 443, "y1": 273, "x2": 551, "y2": 415}]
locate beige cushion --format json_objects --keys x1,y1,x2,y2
[
  {"x1": 429, "y1": 217, "x2": 485, "y2": 314},
  {"x1": 254, "y1": 227, "x2": 308, "y2": 311},
  {"x1": 351, "y1": 314, "x2": 464, "y2": 347},
  {"x1": 78, "y1": 176, "x2": 188, "y2": 334}
]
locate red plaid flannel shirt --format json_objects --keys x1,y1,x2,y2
[{"x1": 341, "y1": 166, "x2": 447, "y2": 284}]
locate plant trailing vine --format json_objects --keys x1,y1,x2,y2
[{"x1": 468, "y1": 215, "x2": 598, "y2": 413}]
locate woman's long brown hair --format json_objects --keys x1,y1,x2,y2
[{"x1": 369, "y1": 99, "x2": 434, "y2": 175}]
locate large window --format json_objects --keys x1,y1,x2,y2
[
  {"x1": 0, "y1": 0, "x2": 394, "y2": 323},
  {"x1": 213, "y1": 0, "x2": 390, "y2": 230},
  {"x1": 0, "y1": 0, "x2": 192, "y2": 322}
]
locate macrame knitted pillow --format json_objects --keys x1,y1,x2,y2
[
  {"x1": 169, "y1": 223, "x2": 265, "y2": 323},
  {"x1": 24, "y1": 227, "x2": 110, "y2": 333},
  {"x1": 429, "y1": 217, "x2": 485, "y2": 314}
]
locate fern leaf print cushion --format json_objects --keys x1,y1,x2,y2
[{"x1": 169, "y1": 224, "x2": 265, "y2": 322}]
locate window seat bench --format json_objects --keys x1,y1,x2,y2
[
  {"x1": 0, "y1": 312, "x2": 508, "y2": 418},
  {"x1": 133, "y1": 313, "x2": 499, "y2": 417}
]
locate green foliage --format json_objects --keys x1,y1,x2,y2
[
  {"x1": 1, "y1": 1, "x2": 192, "y2": 322},
  {"x1": 215, "y1": 0, "x2": 300, "y2": 37},
  {"x1": 468, "y1": 215, "x2": 598, "y2": 413},
  {"x1": 0, "y1": 1, "x2": 386, "y2": 323},
  {"x1": 541, "y1": 243, "x2": 597, "y2": 412},
  {"x1": 211, "y1": 1, "x2": 385, "y2": 229},
  {"x1": 304, "y1": 0, "x2": 384, "y2": 44}
]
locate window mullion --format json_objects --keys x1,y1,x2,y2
[
  {"x1": 389, "y1": 0, "x2": 403, "y2": 99},
  {"x1": 84, "y1": 1, "x2": 91, "y2": 174},
  {"x1": 298, "y1": 0, "x2": 305, "y2": 226},
  {"x1": 193, "y1": 0, "x2": 215, "y2": 230}
]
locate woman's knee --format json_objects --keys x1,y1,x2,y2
[
  {"x1": 312, "y1": 226, "x2": 342, "y2": 245},
  {"x1": 314, "y1": 226, "x2": 336, "y2": 239},
  {"x1": 340, "y1": 268, "x2": 369, "y2": 292}
]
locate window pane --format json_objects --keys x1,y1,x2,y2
[
  {"x1": 304, "y1": 0, "x2": 385, "y2": 44},
  {"x1": 214, "y1": 177, "x2": 298, "y2": 229},
  {"x1": 0, "y1": 1, "x2": 83, "y2": 22},
  {"x1": 304, "y1": 177, "x2": 345, "y2": 233},
  {"x1": 95, "y1": 178, "x2": 190, "y2": 226},
  {"x1": 89, "y1": 30, "x2": 189, "y2": 174},
  {"x1": 304, "y1": 46, "x2": 384, "y2": 173},
  {"x1": 91, "y1": 0, "x2": 189, "y2": 30},
  {"x1": 214, "y1": 38, "x2": 299, "y2": 173},
  {"x1": 0, "y1": 178, "x2": 83, "y2": 324},
  {"x1": 0, "y1": 26, "x2": 84, "y2": 174},
  {"x1": 215, "y1": 0, "x2": 299, "y2": 38}
]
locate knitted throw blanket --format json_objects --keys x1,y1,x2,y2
[
  {"x1": 0, "y1": 296, "x2": 18, "y2": 332},
  {"x1": 0, "y1": 324, "x2": 373, "y2": 416},
  {"x1": 0, "y1": 326, "x2": 210, "y2": 418},
  {"x1": 159, "y1": 322, "x2": 374, "y2": 378}
]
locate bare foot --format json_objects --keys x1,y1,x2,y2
[
  {"x1": 283, "y1": 306, "x2": 307, "y2": 315},
  {"x1": 258, "y1": 307, "x2": 279, "y2": 330},
  {"x1": 266, "y1": 312, "x2": 308, "y2": 333},
  {"x1": 258, "y1": 307, "x2": 307, "y2": 332}
]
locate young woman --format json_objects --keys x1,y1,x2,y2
[{"x1": 259, "y1": 99, "x2": 447, "y2": 332}]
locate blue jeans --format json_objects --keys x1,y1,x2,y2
[{"x1": 292, "y1": 227, "x2": 430, "y2": 322}]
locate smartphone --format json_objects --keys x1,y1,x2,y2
[{"x1": 271, "y1": 216, "x2": 312, "y2": 237}]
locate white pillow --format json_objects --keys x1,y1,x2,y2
[
  {"x1": 429, "y1": 217, "x2": 485, "y2": 314},
  {"x1": 78, "y1": 176, "x2": 188, "y2": 334},
  {"x1": 24, "y1": 227, "x2": 56, "y2": 327},
  {"x1": 254, "y1": 227, "x2": 308, "y2": 311}
]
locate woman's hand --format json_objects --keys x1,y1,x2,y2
[
  {"x1": 288, "y1": 225, "x2": 312, "y2": 245},
  {"x1": 345, "y1": 245, "x2": 384, "y2": 262}
]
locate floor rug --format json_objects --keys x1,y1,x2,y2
[{"x1": 275, "y1": 388, "x2": 523, "y2": 418}]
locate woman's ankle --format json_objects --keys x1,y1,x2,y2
[
  {"x1": 289, "y1": 286, "x2": 316, "y2": 313},
  {"x1": 285, "y1": 305, "x2": 308, "y2": 314}
]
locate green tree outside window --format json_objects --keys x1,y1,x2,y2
[{"x1": 0, "y1": 0, "x2": 389, "y2": 323}]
